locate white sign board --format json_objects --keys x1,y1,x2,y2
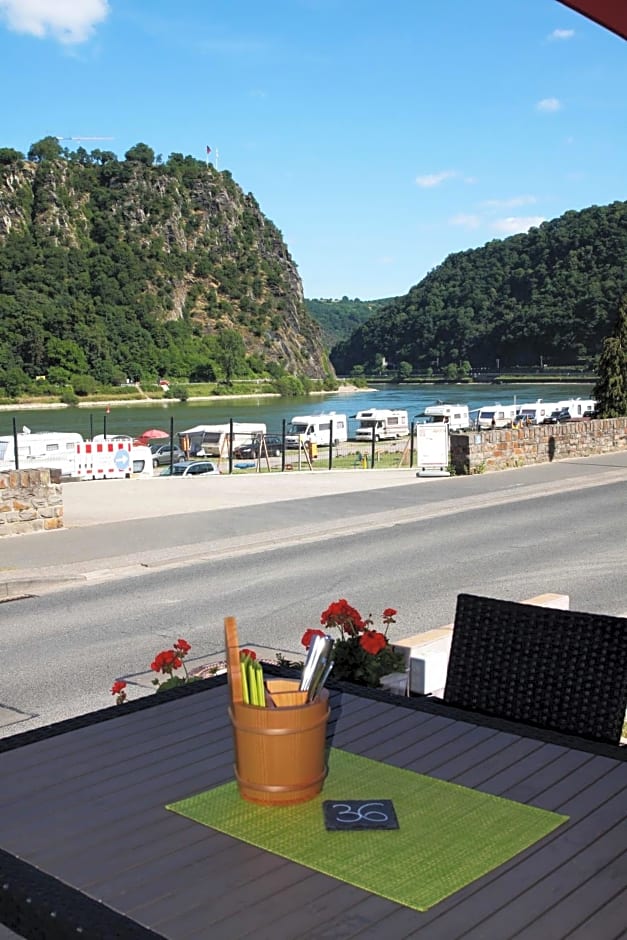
[{"x1": 415, "y1": 424, "x2": 450, "y2": 476}]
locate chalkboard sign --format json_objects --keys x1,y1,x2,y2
[{"x1": 323, "y1": 800, "x2": 399, "y2": 831}]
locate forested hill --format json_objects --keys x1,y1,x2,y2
[
  {"x1": 0, "y1": 138, "x2": 329, "y2": 390},
  {"x1": 331, "y1": 201, "x2": 627, "y2": 374},
  {"x1": 305, "y1": 296, "x2": 394, "y2": 347}
]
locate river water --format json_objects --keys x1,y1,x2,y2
[{"x1": 0, "y1": 382, "x2": 595, "y2": 439}]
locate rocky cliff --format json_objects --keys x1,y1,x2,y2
[{"x1": 0, "y1": 142, "x2": 330, "y2": 383}]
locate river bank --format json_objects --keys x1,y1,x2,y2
[{"x1": 0, "y1": 383, "x2": 370, "y2": 412}]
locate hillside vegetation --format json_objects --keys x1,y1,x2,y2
[
  {"x1": 0, "y1": 138, "x2": 331, "y2": 399},
  {"x1": 305, "y1": 296, "x2": 394, "y2": 347},
  {"x1": 331, "y1": 201, "x2": 627, "y2": 375}
]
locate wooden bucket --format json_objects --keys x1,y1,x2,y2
[
  {"x1": 224, "y1": 618, "x2": 330, "y2": 805},
  {"x1": 229, "y1": 679, "x2": 329, "y2": 805}
]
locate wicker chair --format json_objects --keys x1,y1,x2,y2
[{"x1": 443, "y1": 593, "x2": 627, "y2": 745}]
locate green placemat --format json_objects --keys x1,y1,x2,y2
[{"x1": 167, "y1": 748, "x2": 568, "y2": 911}]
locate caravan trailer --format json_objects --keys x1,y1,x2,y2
[
  {"x1": 422, "y1": 403, "x2": 470, "y2": 432},
  {"x1": 515, "y1": 400, "x2": 554, "y2": 425},
  {"x1": 555, "y1": 398, "x2": 597, "y2": 419},
  {"x1": 178, "y1": 423, "x2": 267, "y2": 457},
  {"x1": 476, "y1": 404, "x2": 518, "y2": 429},
  {"x1": 285, "y1": 413, "x2": 348, "y2": 449},
  {"x1": 0, "y1": 431, "x2": 83, "y2": 476},
  {"x1": 354, "y1": 409, "x2": 409, "y2": 441}
]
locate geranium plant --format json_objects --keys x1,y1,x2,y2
[
  {"x1": 150, "y1": 638, "x2": 193, "y2": 691},
  {"x1": 111, "y1": 637, "x2": 196, "y2": 703},
  {"x1": 300, "y1": 599, "x2": 406, "y2": 688}
]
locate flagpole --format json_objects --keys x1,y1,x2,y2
[{"x1": 215, "y1": 148, "x2": 219, "y2": 171}]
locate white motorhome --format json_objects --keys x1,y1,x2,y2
[
  {"x1": 554, "y1": 398, "x2": 597, "y2": 419},
  {"x1": 476, "y1": 404, "x2": 518, "y2": 429},
  {"x1": 515, "y1": 400, "x2": 554, "y2": 425},
  {"x1": 422, "y1": 403, "x2": 470, "y2": 432},
  {"x1": 178, "y1": 423, "x2": 267, "y2": 457},
  {"x1": 285, "y1": 413, "x2": 348, "y2": 448},
  {"x1": 354, "y1": 409, "x2": 410, "y2": 442},
  {"x1": 0, "y1": 431, "x2": 83, "y2": 476}
]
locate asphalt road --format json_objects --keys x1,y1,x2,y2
[{"x1": 1, "y1": 452, "x2": 626, "y2": 737}]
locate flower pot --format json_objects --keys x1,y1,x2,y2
[{"x1": 229, "y1": 679, "x2": 329, "y2": 805}]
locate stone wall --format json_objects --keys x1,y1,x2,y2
[
  {"x1": 450, "y1": 417, "x2": 627, "y2": 474},
  {"x1": 0, "y1": 468, "x2": 64, "y2": 536}
]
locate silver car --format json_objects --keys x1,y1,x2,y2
[{"x1": 161, "y1": 460, "x2": 220, "y2": 477}]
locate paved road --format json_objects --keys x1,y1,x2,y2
[
  {"x1": 1, "y1": 451, "x2": 626, "y2": 737},
  {"x1": 2, "y1": 452, "x2": 627, "y2": 592}
]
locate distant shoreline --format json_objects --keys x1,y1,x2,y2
[{"x1": 0, "y1": 384, "x2": 371, "y2": 412}]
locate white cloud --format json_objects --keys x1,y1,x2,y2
[
  {"x1": 536, "y1": 97, "x2": 562, "y2": 112},
  {"x1": 549, "y1": 28, "x2": 574, "y2": 40},
  {"x1": 492, "y1": 216, "x2": 545, "y2": 235},
  {"x1": 449, "y1": 213, "x2": 481, "y2": 229},
  {"x1": 0, "y1": 0, "x2": 109, "y2": 44},
  {"x1": 481, "y1": 195, "x2": 537, "y2": 209},
  {"x1": 415, "y1": 170, "x2": 457, "y2": 188}
]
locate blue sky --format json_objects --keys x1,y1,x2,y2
[{"x1": 0, "y1": 1, "x2": 625, "y2": 300}]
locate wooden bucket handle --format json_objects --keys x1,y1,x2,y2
[{"x1": 224, "y1": 616, "x2": 243, "y2": 705}]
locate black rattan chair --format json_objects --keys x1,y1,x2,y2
[{"x1": 443, "y1": 594, "x2": 627, "y2": 744}]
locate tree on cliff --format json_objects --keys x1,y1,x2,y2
[
  {"x1": 27, "y1": 137, "x2": 62, "y2": 162},
  {"x1": 593, "y1": 295, "x2": 627, "y2": 417}
]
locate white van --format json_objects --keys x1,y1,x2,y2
[
  {"x1": 354, "y1": 409, "x2": 410, "y2": 441},
  {"x1": 422, "y1": 403, "x2": 470, "y2": 432},
  {"x1": 0, "y1": 431, "x2": 83, "y2": 476},
  {"x1": 178, "y1": 423, "x2": 267, "y2": 457},
  {"x1": 476, "y1": 404, "x2": 517, "y2": 429},
  {"x1": 285, "y1": 413, "x2": 348, "y2": 449},
  {"x1": 515, "y1": 401, "x2": 554, "y2": 425}
]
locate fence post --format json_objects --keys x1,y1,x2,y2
[
  {"x1": 410, "y1": 421, "x2": 415, "y2": 468},
  {"x1": 281, "y1": 419, "x2": 286, "y2": 472},
  {"x1": 229, "y1": 418, "x2": 234, "y2": 475},
  {"x1": 328, "y1": 420, "x2": 333, "y2": 471},
  {"x1": 370, "y1": 427, "x2": 376, "y2": 468},
  {"x1": 12, "y1": 417, "x2": 19, "y2": 470}
]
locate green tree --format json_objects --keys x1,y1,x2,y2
[
  {"x1": 124, "y1": 143, "x2": 155, "y2": 166},
  {"x1": 397, "y1": 360, "x2": 413, "y2": 381},
  {"x1": 593, "y1": 296, "x2": 627, "y2": 417},
  {"x1": 0, "y1": 148, "x2": 24, "y2": 165},
  {"x1": 27, "y1": 136, "x2": 62, "y2": 162},
  {"x1": 215, "y1": 329, "x2": 246, "y2": 384}
]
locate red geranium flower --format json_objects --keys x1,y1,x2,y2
[
  {"x1": 240, "y1": 648, "x2": 257, "y2": 660},
  {"x1": 359, "y1": 630, "x2": 387, "y2": 655},
  {"x1": 383, "y1": 608, "x2": 397, "y2": 619},
  {"x1": 174, "y1": 638, "x2": 191, "y2": 653},
  {"x1": 301, "y1": 628, "x2": 326, "y2": 648},
  {"x1": 151, "y1": 649, "x2": 183, "y2": 674},
  {"x1": 320, "y1": 598, "x2": 366, "y2": 637},
  {"x1": 110, "y1": 680, "x2": 126, "y2": 696}
]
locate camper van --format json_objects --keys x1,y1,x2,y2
[
  {"x1": 178, "y1": 423, "x2": 267, "y2": 457},
  {"x1": 0, "y1": 431, "x2": 84, "y2": 476},
  {"x1": 354, "y1": 409, "x2": 410, "y2": 442},
  {"x1": 476, "y1": 404, "x2": 517, "y2": 429},
  {"x1": 285, "y1": 413, "x2": 348, "y2": 449},
  {"x1": 422, "y1": 403, "x2": 470, "y2": 432},
  {"x1": 515, "y1": 401, "x2": 554, "y2": 425}
]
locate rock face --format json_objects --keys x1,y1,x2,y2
[{"x1": 0, "y1": 149, "x2": 330, "y2": 380}]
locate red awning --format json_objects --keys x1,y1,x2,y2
[{"x1": 556, "y1": 1, "x2": 627, "y2": 41}]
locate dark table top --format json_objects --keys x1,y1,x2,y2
[{"x1": 0, "y1": 675, "x2": 625, "y2": 940}]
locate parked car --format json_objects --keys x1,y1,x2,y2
[
  {"x1": 233, "y1": 435, "x2": 285, "y2": 459},
  {"x1": 543, "y1": 408, "x2": 572, "y2": 425},
  {"x1": 150, "y1": 443, "x2": 186, "y2": 467},
  {"x1": 160, "y1": 460, "x2": 220, "y2": 477}
]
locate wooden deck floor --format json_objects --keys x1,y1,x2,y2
[{"x1": 0, "y1": 675, "x2": 625, "y2": 939}]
